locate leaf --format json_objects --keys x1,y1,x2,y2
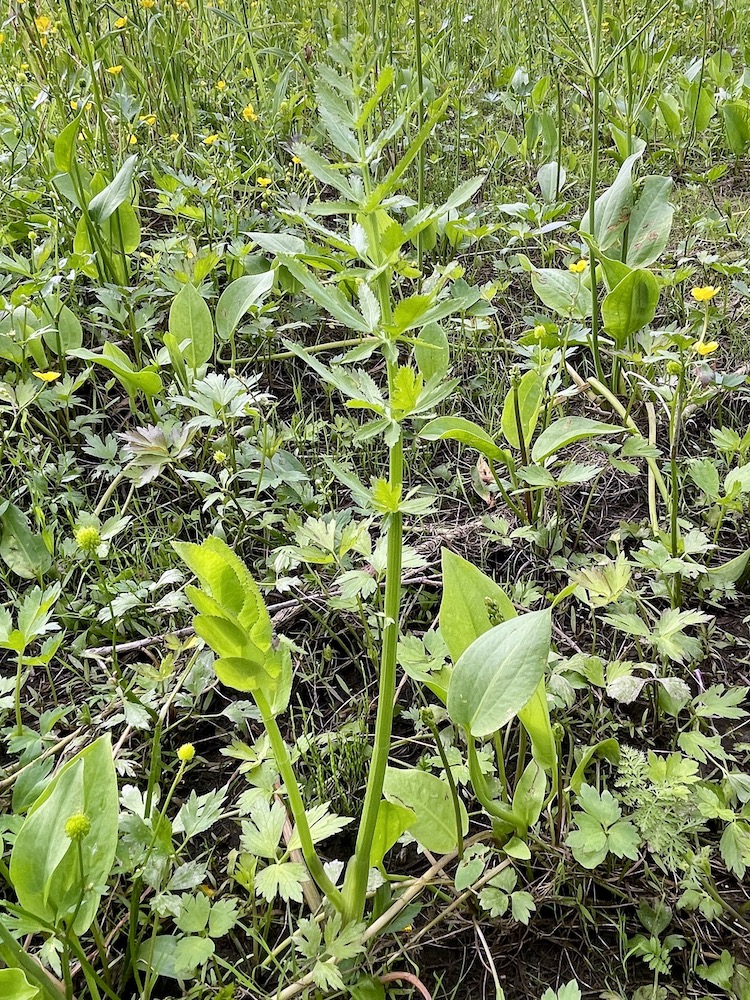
[
  {"x1": 369, "y1": 800, "x2": 415, "y2": 869},
  {"x1": 53, "y1": 116, "x2": 81, "y2": 173},
  {"x1": 88, "y1": 155, "x2": 137, "y2": 224},
  {"x1": 255, "y1": 861, "x2": 308, "y2": 903},
  {"x1": 0, "y1": 504, "x2": 52, "y2": 579},
  {"x1": 517, "y1": 679, "x2": 557, "y2": 773},
  {"x1": 278, "y1": 256, "x2": 369, "y2": 331},
  {"x1": 0, "y1": 970, "x2": 40, "y2": 1000},
  {"x1": 530, "y1": 268, "x2": 591, "y2": 319},
  {"x1": 215, "y1": 271, "x2": 274, "y2": 341},
  {"x1": 169, "y1": 283, "x2": 214, "y2": 370},
  {"x1": 175, "y1": 893, "x2": 211, "y2": 934},
  {"x1": 383, "y1": 767, "x2": 468, "y2": 854},
  {"x1": 240, "y1": 800, "x2": 286, "y2": 858},
  {"x1": 626, "y1": 176, "x2": 674, "y2": 267},
  {"x1": 439, "y1": 549, "x2": 516, "y2": 663},
  {"x1": 580, "y1": 150, "x2": 641, "y2": 249},
  {"x1": 414, "y1": 321, "x2": 449, "y2": 380},
  {"x1": 447, "y1": 609, "x2": 551, "y2": 737},
  {"x1": 501, "y1": 370, "x2": 544, "y2": 451},
  {"x1": 602, "y1": 268, "x2": 660, "y2": 345},
  {"x1": 10, "y1": 735, "x2": 119, "y2": 935},
  {"x1": 43, "y1": 306, "x2": 83, "y2": 356},
  {"x1": 420, "y1": 416, "x2": 508, "y2": 463},
  {"x1": 531, "y1": 417, "x2": 621, "y2": 463},
  {"x1": 173, "y1": 936, "x2": 215, "y2": 976}
]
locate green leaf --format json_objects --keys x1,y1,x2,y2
[
  {"x1": 169, "y1": 283, "x2": 214, "y2": 370},
  {"x1": 721, "y1": 99, "x2": 750, "y2": 157},
  {"x1": 278, "y1": 256, "x2": 370, "y2": 332},
  {"x1": 569, "y1": 739, "x2": 621, "y2": 793},
  {"x1": 512, "y1": 760, "x2": 547, "y2": 828},
  {"x1": 369, "y1": 800, "x2": 415, "y2": 869},
  {"x1": 447, "y1": 609, "x2": 551, "y2": 737},
  {"x1": 0, "y1": 504, "x2": 52, "y2": 579},
  {"x1": 255, "y1": 860, "x2": 308, "y2": 903},
  {"x1": 439, "y1": 549, "x2": 516, "y2": 663},
  {"x1": 501, "y1": 370, "x2": 544, "y2": 451},
  {"x1": 414, "y1": 321, "x2": 449, "y2": 380},
  {"x1": 216, "y1": 271, "x2": 274, "y2": 341},
  {"x1": 420, "y1": 416, "x2": 507, "y2": 463},
  {"x1": 53, "y1": 117, "x2": 81, "y2": 174},
  {"x1": 517, "y1": 679, "x2": 557, "y2": 773},
  {"x1": 383, "y1": 766, "x2": 468, "y2": 854},
  {"x1": 88, "y1": 155, "x2": 137, "y2": 224},
  {"x1": 626, "y1": 176, "x2": 674, "y2": 267},
  {"x1": 689, "y1": 458, "x2": 720, "y2": 499},
  {"x1": 531, "y1": 417, "x2": 621, "y2": 463},
  {"x1": 43, "y1": 306, "x2": 83, "y2": 356},
  {"x1": 530, "y1": 267, "x2": 591, "y2": 319},
  {"x1": 580, "y1": 150, "x2": 641, "y2": 249},
  {"x1": 602, "y1": 268, "x2": 660, "y2": 345},
  {"x1": 0, "y1": 970, "x2": 40, "y2": 1000},
  {"x1": 10, "y1": 736, "x2": 119, "y2": 935}
]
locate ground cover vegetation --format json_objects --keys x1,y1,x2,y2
[{"x1": 1, "y1": 0, "x2": 750, "y2": 997}]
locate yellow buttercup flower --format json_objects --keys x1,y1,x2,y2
[
  {"x1": 34, "y1": 15, "x2": 52, "y2": 32},
  {"x1": 242, "y1": 103, "x2": 258, "y2": 122},
  {"x1": 694, "y1": 340, "x2": 719, "y2": 356},
  {"x1": 139, "y1": 113, "x2": 157, "y2": 126},
  {"x1": 691, "y1": 285, "x2": 718, "y2": 303},
  {"x1": 114, "y1": 15, "x2": 128, "y2": 27},
  {"x1": 568, "y1": 258, "x2": 588, "y2": 274},
  {"x1": 291, "y1": 154, "x2": 301, "y2": 164},
  {"x1": 140, "y1": 0, "x2": 156, "y2": 8},
  {"x1": 216, "y1": 79, "x2": 226, "y2": 91},
  {"x1": 170, "y1": 132, "x2": 180, "y2": 142},
  {"x1": 128, "y1": 134, "x2": 137, "y2": 145},
  {"x1": 256, "y1": 176, "x2": 272, "y2": 187},
  {"x1": 70, "y1": 99, "x2": 78, "y2": 110},
  {"x1": 106, "y1": 64, "x2": 123, "y2": 75},
  {"x1": 33, "y1": 370, "x2": 61, "y2": 382},
  {"x1": 202, "y1": 133, "x2": 219, "y2": 145}
]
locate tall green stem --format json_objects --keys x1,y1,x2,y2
[{"x1": 342, "y1": 417, "x2": 403, "y2": 922}]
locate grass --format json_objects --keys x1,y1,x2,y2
[{"x1": 2, "y1": 0, "x2": 750, "y2": 999}]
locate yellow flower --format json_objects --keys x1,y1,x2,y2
[
  {"x1": 177, "y1": 743, "x2": 196, "y2": 762},
  {"x1": 114, "y1": 15, "x2": 128, "y2": 27},
  {"x1": 568, "y1": 258, "x2": 588, "y2": 274},
  {"x1": 0, "y1": 32, "x2": 5, "y2": 43},
  {"x1": 291, "y1": 154, "x2": 301, "y2": 164},
  {"x1": 694, "y1": 340, "x2": 719, "y2": 356},
  {"x1": 139, "y1": 113, "x2": 157, "y2": 125},
  {"x1": 242, "y1": 103, "x2": 258, "y2": 121},
  {"x1": 106, "y1": 64, "x2": 123, "y2": 75},
  {"x1": 128, "y1": 134, "x2": 137, "y2": 145},
  {"x1": 533, "y1": 324, "x2": 546, "y2": 339},
  {"x1": 216, "y1": 79, "x2": 226, "y2": 91},
  {"x1": 202, "y1": 133, "x2": 219, "y2": 145},
  {"x1": 33, "y1": 370, "x2": 61, "y2": 382},
  {"x1": 70, "y1": 99, "x2": 78, "y2": 110},
  {"x1": 75, "y1": 523, "x2": 101, "y2": 552},
  {"x1": 140, "y1": 0, "x2": 156, "y2": 8},
  {"x1": 691, "y1": 285, "x2": 718, "y2": 303},
  {"x1": 170, "y1": 132, "x2": 180, "y2": 142},
  {"x1": 213, "y1": 450, "x2": 227, "y2": 464},
  {"x1": 256, "y1": 176, "x2": 272, "y2": 188},
  {"x1": 34, "y1": 15, "x2": 51, "y2": 32}
]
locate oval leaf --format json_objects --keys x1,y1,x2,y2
[
  {"x1": 447, "y1": 609, "x2": 551, "y2": 737},
  {"x1": 531, "y1": 417, "x2": 621, "y2": 463}
]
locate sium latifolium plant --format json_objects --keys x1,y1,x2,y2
[{"x1": 174, "y1": 36, "x2": 559, "y2": 948}]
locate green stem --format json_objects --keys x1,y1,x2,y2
[
  {"x1": 257, "y1": 692, "x2": 344, "y2": 913},
  {"x1": 424, "y1": 713, "x2": 464, "y2": 860},
  {"x1": 342, "y1": 411, "x2": 403, "y2": 922}
]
